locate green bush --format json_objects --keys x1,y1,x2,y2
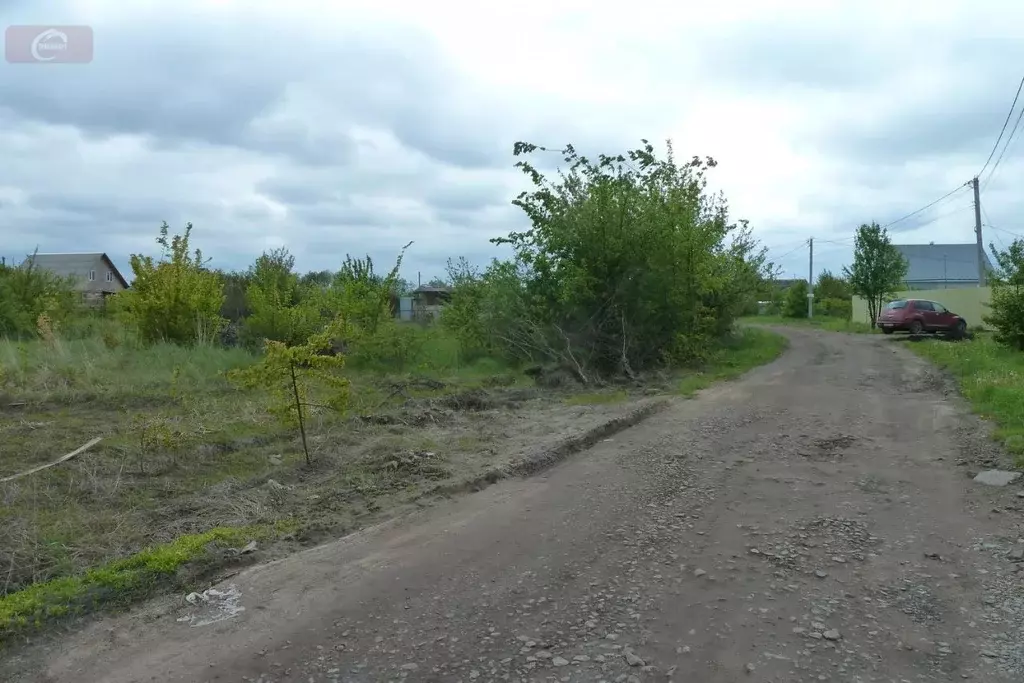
[
  {"x1": 447, "y1": 140, "x2": 772, "y2": 378},
  {"x1": 347, "y1": 320, "x2": 427, "y2": 373},
  {"x1": 983, "y1": 238, "x2": 1024, "y2": 350},
  {"x1": 242, "y1": 248, "x2": 323, "y2": 348},
  {"x1": 783, "y1": 280, "x2": 809, "y2": 318},
  {"x1": 817, "y1": 297, "x2": 852, "y2": 320},
  {"x1": 0, "y1": 254, "x2": 79, "y2": 338},
  {"x1": 111, "y1": 223, "x2": 226, "y2": 345}
]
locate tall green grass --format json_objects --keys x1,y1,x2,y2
[
  {"x1": 908, "y1": 335, "x2": 1024, "y2": 465},
  {"x1": 0, "y1": 336, "x2": 254, "y2": 402},
  {"x1": 739, "y1": 315, "x2": 875, "y2": 334},
  {"x1": 678, "y1": 327, "x2": 788, "y2": 395}
]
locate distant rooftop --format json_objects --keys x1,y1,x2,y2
[{"x1": 893, "y1": 243, "x2": 992, "y2": 283}]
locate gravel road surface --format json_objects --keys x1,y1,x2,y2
[{"x1": 15, "y1": 327, "x2": 1024, "y2": 682}]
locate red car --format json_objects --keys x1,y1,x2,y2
[{"x1": 876, "y1": 299, "x2": 967, "y2": 337}]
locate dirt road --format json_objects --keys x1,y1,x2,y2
[{"x1": 13, "y1": 328, "x2": 1024, "y2": 682}]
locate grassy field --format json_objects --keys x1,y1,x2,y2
[
  {"x1": 905, "y1": 334, "x2": 1024, "y2": 466},
  {"x1": 0, "y1": 323, "x2": 786, "y2": 641},
  {"x1": 739, "y1": 314, "x2": 875, "y2": 334}
]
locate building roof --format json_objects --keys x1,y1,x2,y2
[
  {"x1": 893, "y1": 243, "x2": 992, "y2": 284},
  {"x1": 413, "y1": 285, "x2": 452, "y2": 294},
  {"x1": 23, "y1": 252, "x2": 130, "y2": 288}
]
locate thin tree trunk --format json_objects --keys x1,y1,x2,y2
[{"x1": 289, "y1": 360, "x2": 311, "y2": 465}]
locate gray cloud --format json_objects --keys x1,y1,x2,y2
[{"x1": 2, "y1": 1, "x2": 1024, "y2": 289}]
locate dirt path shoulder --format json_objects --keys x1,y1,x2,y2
[{"x1": 10, "y1": 327, "x2": 1024, "y2": 682}]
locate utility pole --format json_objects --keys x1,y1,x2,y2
[
  {"x1": 807, "y1": 237, "x2": 814, "y2": 319},
  {"x1": 972, "y1": 176, "x2": 986, "y2": 287}
]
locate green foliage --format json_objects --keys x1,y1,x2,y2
[
  {"x1": 217, "y1": 269, "x2": 251, "y2": 322},
  {"x1": 678, "y1": 327, "x2": 788, "y2": 396},
  {"x1": 815, "y1": 270, "x2": 852, "y2": 301},
  {"x1": 0, "y1": 252, "x2": 79, "y2": 338},
  {"x1": 299, "y1": 269, "x2": 334, "y2": 289},
  {"x1": 466, "y1": 139, "x2": 770, "y2": 378},
  {"x1": 441, "y1": 257, "x2": 527, "y2": 363},
  {"x1": 112, "y1": 222, "x2": 226, "y2": 345},
  {"x1": 983, "y1": 238, "x2": 1024, "y2": 350},
  {"x1": 324, "y1": 244, "x2": 411, "y2": 351},
  {"x1": 908, "y1": 334, "x2": 1024, "y2": 465},
  {"x1": 813, "y1": 270, "x2": 852, "y2": 319},
  {"x1": 243, "y1": 248, "x2": 323, "y2": 347},
  {"x1": 783, "y1": 280, "x2": 809, "y2": 318},
  {"x1": 345, "y1": 320, "x2": 426, "y2": 373},
  {"x1": 228, "y1": 329, "x2": 349, "y2": 464},
  {"x1": 817, "y1": 297, "x2": 852, "y2": 319},
  {"x1": 843, "y1": 222, "x2": 908, "y2": 328}
]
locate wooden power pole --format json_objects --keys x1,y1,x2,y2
[{"x1": 972, "y1": 176, "x2": 986, "y2": 286}]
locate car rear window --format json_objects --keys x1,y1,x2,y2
[{"x1": 885, "y1": 300, "x2": 908, "y2": 309}]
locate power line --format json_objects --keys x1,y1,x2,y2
[
  {"x1": 897, "y1": 203, "x2": 976, "y2": 232},
  {"x1": 979, "y1": 74, "x2": 1024, "y2": 178},
  {"x1": 987, "y1": 222, "x2": 1024, "y2": 241},
  {"x1": 982, "y1": 102, "x2": 1024, "y2": 191},
  {"x1": 982, "y1": 100, "x2": 1024, "y2": 192},
  {"x1": 816, "y1": 237, "x2": 855, "y2": 247},
  {"x1": 764, "y1": 239, "x2": 809, "y2": 253},
  {"x1": 769, "y1": 241, "x2": 809, "y2": 262},
  {"x1": 880, "y1": 182, "x2": 971, "y2": 230}
]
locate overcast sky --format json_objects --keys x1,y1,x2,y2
[{"x1": 2, "y1": 0, "x2": 1023, "y2": 283}]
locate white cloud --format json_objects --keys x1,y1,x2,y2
[{"x1": 1, "y1": 0, "x2": 1022, "y2": 283}]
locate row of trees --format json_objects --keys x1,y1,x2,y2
[
  {"x1": 111, "y1": 223, "x2": 412, "y2": 360},
  {"x1": 5, "y1": 139, "x2": 780, "y2": 382}
]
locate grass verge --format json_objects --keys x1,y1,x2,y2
[
  {"x1": 905, "y1": 335, "x2": 1024, "y2": 466},
  {"x1": 739, "y1": 314, "x2": 875, "y2": 334},
  {"x1": 0, "y1": 523, "x2": 293, "y2": 643},
  {"x1": 678, "y1": 327, "x2": 788, "y2": 396}
]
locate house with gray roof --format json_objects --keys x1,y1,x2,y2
[
  {"x1": 23, "y1": 252, "x2": 129, "y2": 303},
  {"x1": 893, "y1": 243, "x2": 993, "y2": 289}
]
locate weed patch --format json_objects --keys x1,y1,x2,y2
[
  {"x1": 906, "y1": 335, "x2": 1024, "y2": 466},
  {"x1": 0, "y1": 524, "x2": 287, "y2": 642},
  {"x1": 678, "y1": 328, "x2": 788, "y2": 396},
  {"x1": 740, "y1": 315, "x2": 875, "y2": 334}
]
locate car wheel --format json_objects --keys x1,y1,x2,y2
[
  {"x1": 952, "y1": 320, "x2": 967, "y2": 339},
  {"x1": 882, "y1": 327, "x2": 893, "y2": 335},
  {"x1": 909, "y1": 319, "x2": 923, "y2": 335}
]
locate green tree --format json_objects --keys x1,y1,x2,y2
[
  {"x1": 0, "y1": 250, "x2": 78, "y2": 337},
  {"x1": 815, "y1": 270, "x2": 851, "y2": 300},
  {"x1": 112, "y1": 223, "x2": 226, "y2": 344},
  {"x1": 815, "y1": 270, "x2": 853, "y2": 319},
  {"x1": 983, "y1": 239, "x2": 1024, "y2": 349},
  {"x1": 299, "y1": 269, "x2": 334, "y2": 289},
  {"x1": 228, "y1": 329, "x2": 349, "y2": 465},
  {"x1": 479, "y1": 139, "x2": 769, "y2": 377},
  {"x1": 843, "y1": 222, "x2": 908, "y2": 328},
  {"x1": 325, "y1": 245, "x2": 411, "y2": 338},
  {"x1": 216, "y1": 269, "x2": 251, "y2": 322},
  {"x1": 783, "y1": 280, "x2": 809, "y2": 318},
  {"x1": 243, "y1": 248, "x2": 322, "y2": 346}
]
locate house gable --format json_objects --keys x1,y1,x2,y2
[{"x1": 23, "y1": 252, "x2": 129, "y2": 293}]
